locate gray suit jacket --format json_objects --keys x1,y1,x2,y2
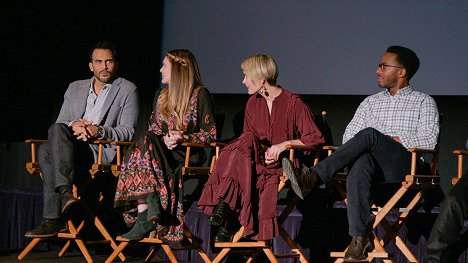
[{"x1": 56, "y1": 77, "x2": 139, "y2": 164}]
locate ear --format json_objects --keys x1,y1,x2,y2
[
  {"x1": 89, "y1": 62, "x2": 94, "y2": 72},
  {"x1": 399, "y1": 68, "x2": 407, "y2": 79}
]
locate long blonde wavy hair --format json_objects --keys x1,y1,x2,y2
[{"x1": 157, "y1": 49, "x2": 203, "y2": 130}]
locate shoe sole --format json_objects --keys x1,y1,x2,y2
[
  {"x1": 282, "y1": 158, "x2": 304, "y2": 199},
  {"x1": 24, "y1": 228, "x2": 67, "y2": 238}
]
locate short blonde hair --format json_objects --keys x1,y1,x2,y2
[{"x1": 241, "y1": 54, "x2": 278, "y2": 85}]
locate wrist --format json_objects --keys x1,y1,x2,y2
[{"x1": 97, "y1": 126, "x2": 105, "y2": 139}]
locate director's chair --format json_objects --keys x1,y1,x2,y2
[
  {"x1": 211, "y1": 111, "x2": 329, "y2": 263},
  {"x1": 328, "y1": 144, "x2": 440, "y2": 263},
  {"x1": 105, "y1": 141, "x2": 219, "y2": 263},
  {"x1": 18, "y1": 139, "x2": 126, "y2": 263}
]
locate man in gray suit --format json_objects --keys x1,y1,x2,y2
[{"x1": 25, "y1": 41, "x2": 139, "y2": 237}]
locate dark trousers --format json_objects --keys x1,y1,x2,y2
[
  {"x1": 38, "y1": 123, "x2": 94, "y2": 219},
  {"x1": 313, "y1": 127, "x2": 411, "y2": 236},
  {"x1": 425, "y1": 174, "x2": 468, "y2": 263}
]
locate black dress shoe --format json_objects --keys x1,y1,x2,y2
[
  {"x1": 209, "y1": 199, "x2": 231, "y2": 226},
  {"x1": 25, "y1": 219, "x2": 67, "y2": 238},
  {"x1": 214, "y1": 227, "x2": 233, "y2": 242},
  {"x1": 60, "y1": 191, "x2": 78, "y2": 214},
  {"x1": 344, "y1": 236, "x2": 373, "y2": 262},
  {"x1": 282, "y1": 158, "x2": 319, "y2": 199}
]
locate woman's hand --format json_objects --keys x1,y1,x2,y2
[
  {"x1": 265, "y1": 141, "x2": 290, "y2": 164},
  {"x1": 163, "y1": 130, "x2": 185, "y2": 150}
]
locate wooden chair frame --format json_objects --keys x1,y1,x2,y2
[
  {"x1": 18, "y1": 139, "x2": 126, "y2": 263},
  {"x1": 104, "y1": 141, "x2": 218, "y2": 263},
  {"x1": 211, "y1": 144, "x2": 319, "y2": 263},
  {"x1": 452, "y1": 149, "x2": 468, "y2": 185},
  {"x1": 328, "y1": 146, "x2": 440, "y2": 263}
]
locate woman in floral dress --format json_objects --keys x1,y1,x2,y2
[{"x1": 114, "y1": 49, "x2": 217, "y2": 243}]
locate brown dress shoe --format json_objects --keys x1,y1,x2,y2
[
  {"x1": 282, "y1": 158, "x2": 318, "y2": 199},
  {"x1": 25, "y1": 219, "x2": 67, "y2": 238},
  {"x1": 344, "y1": 236, "x2": 373, "y2": 262}
]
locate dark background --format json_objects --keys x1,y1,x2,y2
[
  {"x1": 0, "y1": 1, "x2": 466, "y2": 196},
  {"x1": 0, "y1": 0, "x2": 163, "y2": 142}
]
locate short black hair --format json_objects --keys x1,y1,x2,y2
[
  {"x1": 89, "y1": 41, "x2": 118, "y2": 61},
  {"x1": 386, "y1": 46, "x2": 420, "y2": 80}
]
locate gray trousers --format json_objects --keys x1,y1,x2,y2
[
  {"x1": 38, "y1": 123, "x2": 94, "y2": 219},
  {"x1": 313, "y1": 128, "x2": 412, "y2": 236}
]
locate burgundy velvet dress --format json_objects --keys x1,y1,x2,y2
[{"x1": 198, "y1": 87, "x2": 324, "y2": 240}]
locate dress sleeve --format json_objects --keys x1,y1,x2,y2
[
  {"x1": 294, "y1": 97, "x2": 324, "y2": 147},
  {"x1": 186, "y1": 87, "x2": 217, "y2": 144}
]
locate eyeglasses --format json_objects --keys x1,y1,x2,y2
[{"x1": 378, "y1": 63, "x2": 404, "y2": 71}]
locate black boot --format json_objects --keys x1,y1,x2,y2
[
  {"x1": 25, "y1": 219, "x2": 67, "y2": 238},
  {"x1": 121, "y1": 210, "x2": 156, "y2": 241},
  {"x1": 282, "y1": 158, "x2": 319, "y2": 199},
  {"x1": 209, "y1": 199, "x2": 231, "y2": 226},
  {"x1": 146, "y1": 193, "x2": 161, "y2": 223},
  {"x1": 59, "y1": 188, "x2": 78, "y2": 214},
  {"x1": 344, "y1": 236, "x2": 373, "y2": 262},
  {"x1": 214, "y1": 226, "x2": 233, "y2": 242}
]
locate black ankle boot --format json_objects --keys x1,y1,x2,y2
[
  {"x1": 146, "y1": 193, "x2": 161, "y2": 223},
  {"x1": 121, "y1": 210, "x2": 156, "y2": 241},
  {"x1": 214, "y1": 226, "x2": 233, "y2": 242},
  {"x1": 209, "y1": 199, "x2": 231, "y2": 226}
]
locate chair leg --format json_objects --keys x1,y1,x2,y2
[
  {"x1": 94, "y1": 216, "x2": 126, "y2": 261},
  {"x1": 105, "y1": 241, "x2": 129, "y2": 263},
  {"x1": 17, "y1": 238, "x2": 42, "y2": 260}
]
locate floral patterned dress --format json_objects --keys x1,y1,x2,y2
[{"x1": 114, "y1": 86, "x2": 217, "y2": 243}]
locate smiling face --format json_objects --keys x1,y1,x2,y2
[
  {"x1": 88, "y1": 49, "x2": 118, "y2": 84},
  {"x1": 242, "y1": 73, "x2": 263, "y2": 95},
  {"x1": 160, "y1": 56, "x2": 172, "y2": 85}
]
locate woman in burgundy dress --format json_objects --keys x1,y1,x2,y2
[
  {"x1": 114, "y1": 50, "x2": 217, "y2": 243},
  {"x1": 198, "y1": 54, "x2": 324, "y2": 242}
]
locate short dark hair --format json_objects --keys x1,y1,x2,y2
[
  {"x1": 386, "y1": 46, "x2": 420, "y2": 80},
  {"x1": 89, "y1": 41, "x2": 118, "y2": 61}
]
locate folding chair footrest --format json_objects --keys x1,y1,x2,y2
[
  {"x1": 331, "y1": 251, "x2": 390, "y2": 259},
  {"x1": 215, "y1": 241, "x2": 269, "y2": 248}
]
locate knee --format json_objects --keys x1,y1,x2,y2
[
  {"x1": 48, "y1": 123, "x2": 69, "y2": 135},
  {"x1": 355, "y1": 127, "x2": 379, "y2": 138},
  {"x1": 238, "y1": 131, "x2": 257, "y2": 142}
]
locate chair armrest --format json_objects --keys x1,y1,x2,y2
[
  {"x1": 110, "y1": 141, "x2": 134, "y2": 147},
  {"x1": 407, "y1": 147, "x2": 438, "y2": 176},
  {"x1": 285, "y1": 144, "x2": 314, "y2": 150},
  {"x1": 453, "y1": 150, "x2": 468, "y2": 156},
  {"x1": 25, "y1": 139, "x2": 47, "y2": 177},
  {"x1": 181, "y1": 142, "x2": 214, "y2": 148},
  {"x1": 407, "y1": 148, "x2": 436, "y2": 154}
]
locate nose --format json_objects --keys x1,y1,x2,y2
[
  {"x1": 242, "y1": 76, "x2": 247, "y2": 84},
  {"x1": 160, "y1": 67, "x2": 163, "y2": 73}
]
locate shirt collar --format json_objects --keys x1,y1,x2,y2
[
  {"x1": 88, "y1": 77, "x2": 112, "y2": 95},
  {"x1": 384, "y1": 85, "x2": 413, "y2": 97}
]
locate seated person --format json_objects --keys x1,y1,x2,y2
[
  {"x1": 198, "y1": 54, "x2": 324, "y2": 242},
  {"x1": 113, "y1": 49, "x2": 217, "y2": 244},
  {"x1": 425, "y1": 138, "x2": 468, "y2": 263},
  {"x1": 283, "y1": 46, "x2": 439, "y2": 262},
  {"x1": 25, "y1": 41, "x2": 139, "y2": 238}
]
